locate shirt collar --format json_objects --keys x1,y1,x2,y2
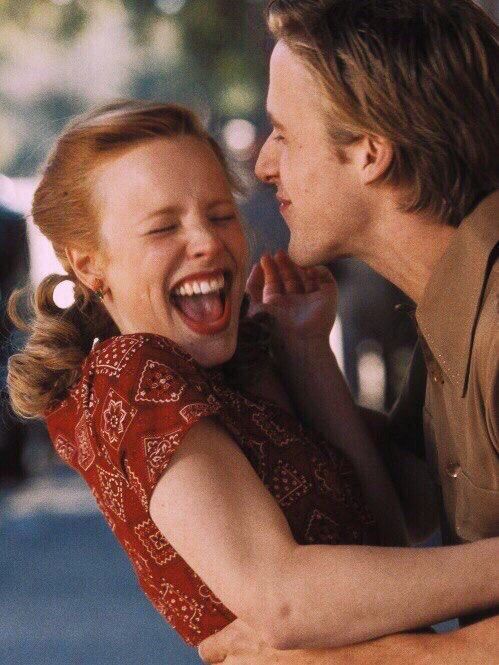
[{"x1": 416, "y1": 190, "x2": 499, "y2": 396}]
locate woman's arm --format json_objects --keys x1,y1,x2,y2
[
  {"x1": 149, "y1": 416, "x2": 499, "y2": 650},
  {"x1": 272, "y1": 333, "x2": 408, "y2": 545},
  {"x1": 249, "y1": 252, "x2": 408, "y2": 545}
]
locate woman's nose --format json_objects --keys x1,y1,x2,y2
[
  {"x1": 186, "y1": 223, "x2": 224, "y2": 260},
  {"x1": 255, "y1": 135, "x2": 278, "y2": 184}
]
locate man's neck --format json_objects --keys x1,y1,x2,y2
[{"x1": 353, "y1": 198, "x2": 457, "y2": 304}]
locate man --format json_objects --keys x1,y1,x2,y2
[{"x1": 199, "y1": 0, "x2": 498, "y2": 662}]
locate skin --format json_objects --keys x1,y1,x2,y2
[
  {"x1": 67, "y1": 135, "x2": 248, "y2": 367},
  {"x1": 197, "y1": 40, "x2": 498, "y2": 663},
  {"x1": 198, "y1": 613, "x2": 499, "y2": 664},
  {"x1": 255, "y1": 41, "x2": 457, "y2": 304}
]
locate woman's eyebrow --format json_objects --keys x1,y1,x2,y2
[
  {"x1": 140, "y1": 205, "x2": 181, "y2": 225},
  {"x1": 206, "y1": 198, "x2": 234, "y2": 210}
]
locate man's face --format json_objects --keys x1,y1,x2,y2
[{"x1": 255, "y1": 41, "x2": 368, "y2": 266}]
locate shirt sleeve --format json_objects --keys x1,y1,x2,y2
[{"x1": 92, "y1": 335, "x2": 221, "y2": 503}]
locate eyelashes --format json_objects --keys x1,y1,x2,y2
[{"x1": 147, "y1": 215, "x2": 237, "y2": 235}]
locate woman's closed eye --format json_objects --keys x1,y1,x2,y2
[{"x1": 147, "y1": 223, "x2": 178, "y2": 235}]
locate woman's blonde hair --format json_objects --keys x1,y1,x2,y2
[
  {"x1": 267, "y1": 0, "x2": 499, "y2": 226},
  {"x1": 8, "y1": 100, "x2": 249, "y2": 419}
]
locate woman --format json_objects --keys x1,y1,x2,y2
[{"x1": 8, "y1": 101, "x2": 450, "y2": 652}]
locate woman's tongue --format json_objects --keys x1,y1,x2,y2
[{"x1": 175, "y1": 292, "x2": 224, "y2": 324}]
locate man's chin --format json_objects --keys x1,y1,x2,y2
[{"x1": 288, "y1": 238, "x2": 333, "y2": 267}]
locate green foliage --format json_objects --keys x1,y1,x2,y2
[{"x1": 0, "y1": 0, "x2": 270, "y2": 175}]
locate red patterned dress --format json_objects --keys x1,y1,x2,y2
[{"x1": 45, "y1": 333, "x2": 377, "y2": 646}]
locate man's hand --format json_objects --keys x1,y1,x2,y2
[
  {"x1": 198, "y1": 619, "x2": 324, "y2": 664},
  {"x1": 246, "y1": 250, "x2": 337, "y2": 342},
  {"x1": 197, "y1": 619, "x2": 275, "y2": 664}
]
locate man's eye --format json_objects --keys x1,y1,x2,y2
[{"x1": 272, "y1": 132, "x2": 285, "y2": 143}]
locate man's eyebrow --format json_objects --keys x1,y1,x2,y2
[{"x1": 267, "y1": 110, "x2": 285, "y2": 130}]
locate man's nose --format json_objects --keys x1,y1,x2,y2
[{"x1": 255, "y1": 135, "x2": 278, "y2": 184}]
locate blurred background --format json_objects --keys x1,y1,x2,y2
[{"x1": 0, "y1": 1, "x2": 497, "y2": 663}]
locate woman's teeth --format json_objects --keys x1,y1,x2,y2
[{"x1": 173, "y1": 274, "x2": 225, "y2": 297}]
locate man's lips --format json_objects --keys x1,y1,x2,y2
[{"x1": 276, "y1": 195, "x2": 292, "y2": 213}]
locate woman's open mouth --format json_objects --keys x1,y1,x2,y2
[{"x1": 170, "y1": 270, "x2": 233, "y2": 335}]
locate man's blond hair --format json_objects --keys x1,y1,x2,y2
[{"x1": 267, "y1": 0, "x2": 499, "y2": 226}]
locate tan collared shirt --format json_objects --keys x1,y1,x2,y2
[{"x1": 415, "y1": 191, "x2": 499, "y2": 543}]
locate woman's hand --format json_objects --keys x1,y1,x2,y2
[{"x1": 246, "y1": 250, "x2": 337, "y2": 342}]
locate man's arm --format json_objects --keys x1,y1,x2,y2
[
  {"x1": 199, "y1": 615, "x2": 499, "y2": 665},
  {"x1": 150, "y1": 417, "x2": 499, "y2": 651}
]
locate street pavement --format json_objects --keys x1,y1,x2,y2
[
  {"x1": 0, "y1": 466, "x2": 201, "y2": 665},
  {"x1": 1, "y1": 465, "x2": 458, "y2": 665}
]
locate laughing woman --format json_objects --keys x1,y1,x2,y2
[{"x1": 7, "y1": 101, "x2": 478, "y2": 655}]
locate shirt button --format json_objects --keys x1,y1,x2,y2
[
  {"x1": 446, "y1": 463, "x2": 461, "y2": 478},
  {"x1": 431, "y1": 365, "x2": 444, "y2": 384}
]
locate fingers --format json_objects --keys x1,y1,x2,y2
[
  {"x1": 260, "y1": 253, "x2": 284, "y2": 302},
  {"x1": 258, "y1": 250, "x2": 334, "y2": 302},
  {"x1": 313, "y1": 265, "x2": 335, "y2": 283},
  {"x1": 303, "y1": 267, "x2": 320, "y2": 293},
  {"x1": 273, "y1": 250, "x2": 306, "y2": 294},
  {"x1": 198, "y1": 638, "x2": 226, "y2": 663},
  {"x1": 246, "y1": 262, "x2": 264, "y2": 304}
]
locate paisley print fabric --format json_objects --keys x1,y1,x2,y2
[{"x1": 46, "y1": 333, "x2": 377, "y2": 646}]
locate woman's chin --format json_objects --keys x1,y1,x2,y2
[{"x1": 188, "y1": 332, "x2": 238, "y2": 368}]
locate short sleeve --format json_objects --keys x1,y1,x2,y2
[{"x1": 91, "y1": 334, "x2": 221, "y2": 502}]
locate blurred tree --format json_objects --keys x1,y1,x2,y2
[{"x1": 0, "y1": 0, "x2": 270, "y2": 176}]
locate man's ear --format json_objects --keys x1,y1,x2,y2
[
  {"x1": 65, "y1": 247, "x2": 104, "y2": 291},
  {"x1": 352, "y1": 135, "x2": 394, "y2": 185}
]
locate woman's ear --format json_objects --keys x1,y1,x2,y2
[
  {"x1": 65, "y1": 247, "x2": 104, "y2": 291},
  {"x1": 352, "y1": 135, "x2": 394, "y2": 185}
]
